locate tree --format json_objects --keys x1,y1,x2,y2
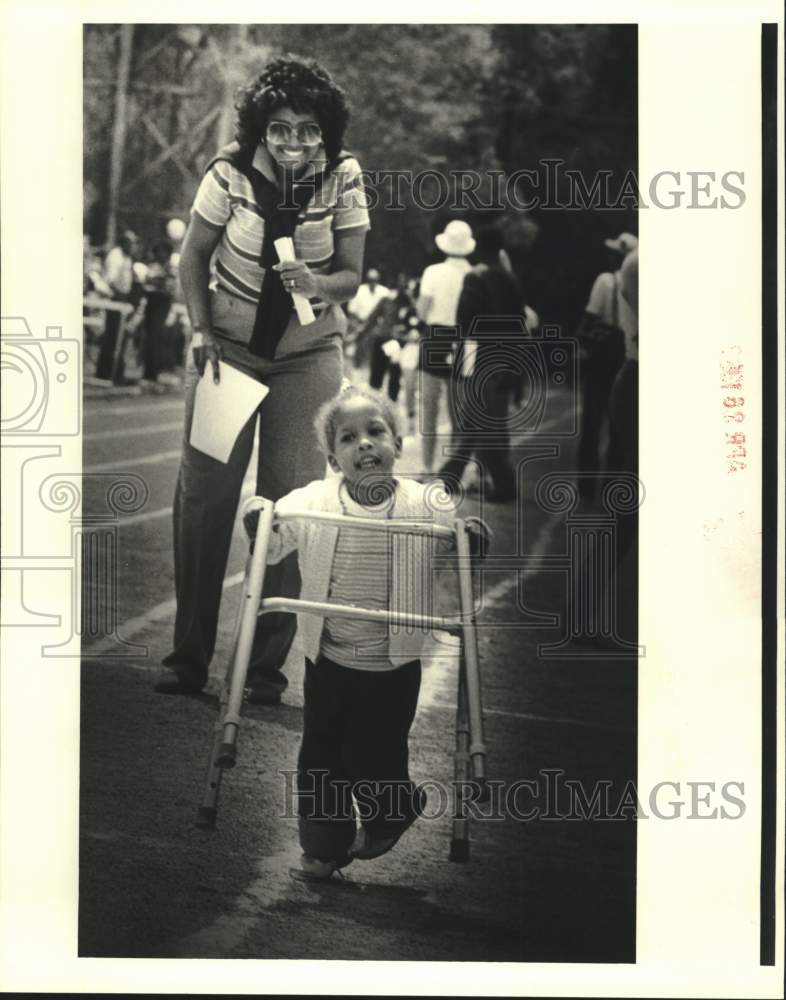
[{"x1": 482, "y1": 24, "x2": 638, "y2": 327}]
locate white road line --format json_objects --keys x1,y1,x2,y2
[
  {"x1": 82, "y1": 570, "x2": 245, "y2": 658},
  {"x1": 84, "y1": 421, "x2": 183, "y2": 442},
  {"x1": 426, "y1": 698, "x2": 632, "y2": 734},
  {"x1": 480, "y1": 510, "x2": 563, "y2": 610},
  {"x1": 168, "y1": 849, "x2": 304, "y2": 957},
  {"x1": 84, "y1": 449, "x2": 181, "y2": 473}
]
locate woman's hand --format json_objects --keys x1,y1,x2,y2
[
  {"x1": 274, "y1": 259, "x2": 320, "y2": 299},
  {"x1": 191, "y1": 329, "x2": 222, "y2": 383}
]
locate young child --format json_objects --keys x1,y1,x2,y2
[{"x1": 246, "y1": 386, "x2": 489, "y2": 881}]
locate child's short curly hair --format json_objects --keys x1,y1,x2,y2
[
  {"x1": 313, "y1": 385, "x2": 400, "y2": 457},
  {"x1": 234, "y1": 55, "x2": 349, "y2": 168}
]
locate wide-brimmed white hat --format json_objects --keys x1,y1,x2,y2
[
  {"x1": 435, "y1": 220, "x2": 475, "y2": 257},
  {"x1": 604, "y1": 232, "x2": 638, "y2": 255}
]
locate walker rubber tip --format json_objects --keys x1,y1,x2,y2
[
  {"x1": 216, "y1": 742, "x2": 237, "y2": 769},
  {"x1": 449, "y1": 838, "x2": 470, "y2": 863},
  {"x1": 195, "y1": 806, "x2": 217, "y2": 830}
]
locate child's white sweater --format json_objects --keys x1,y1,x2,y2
[{"x1": 264, "y1": 475, "x2": 457, "y2": 667}]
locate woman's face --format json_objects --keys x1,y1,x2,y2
[{"x1": 264, "y1": 105, "x2": 323, "y2": 174}]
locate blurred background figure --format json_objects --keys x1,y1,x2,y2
[
  {"x1": 83, "y1": 235, "x2": 110, "y2": 297},
  {"x1": 574, "y1": 232, "x2": 638, "y2": 502},
  {"x1": 607, "y1": 247, "x2": 638, "y2": 492},
  {"x1": 608, "y1": 246, "x2": 639, "y2": 638},
  {"x1": 578, "y1": 245, "x2": 638, "y2": 647},
  {"x1": 511, "y1": 302, "x2": 540, "y2": 411},
  {"x1": 416, "y1": 220, "x2": 475, "y2": 475},
  {"x1": 437, "y1": 225, "x2": 522, "y2": 502},
  {"x1": 346, "y1": 267, "x2": 391, "y2": 367},
  {"x1": 141, "y1": 239, "x2": 176, "y2": 384},
  {"x1": 398, "y1": 279, "x2": 424, "y2": 438},
  {"x1": 366, "y1": 273, "x2": 409, "y2": 395},
  {"x1": 166, "y1": 216, "x2": 187, "y2": 246},
  {"x1": 165, "y1": 245, "x2": 189, "y2": 379},
  {"x1": 94, "y1": 229, "x2": 140, "y2": 383}
]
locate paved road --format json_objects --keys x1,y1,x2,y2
[{"x1": 79, "y1": 375, "x2": 637, "y2": 962}]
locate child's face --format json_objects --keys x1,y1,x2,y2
[{"x1": 327, "y1": 397, "x2": 402, "y2": 486}]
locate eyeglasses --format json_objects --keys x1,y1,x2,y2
[{"x1": 265, "y1": 120, "x2": 323, "y2": 146}]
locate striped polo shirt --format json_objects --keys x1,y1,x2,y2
[
  {"x1": 320, "y1": 482, "x2": 397, "y2": 671},
  {"x1": 192, "y1": 144, "x2": 370, "y2": 309}
]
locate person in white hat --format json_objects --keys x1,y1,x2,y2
[{"x1": 415, "y1": 220, "x2": 475, "y2": 473}]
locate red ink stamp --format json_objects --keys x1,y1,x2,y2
[{"x1": 721, "y1": 346, "x2": 746, "y2": 473}]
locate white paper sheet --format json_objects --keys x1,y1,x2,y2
[
  {"x1": 461, "y1": 339, "x2": 478, "y2": 378},
  {"x1": 274, "y1": 236, "x2": 315, "y2": 325},
  {"x1": 189, "y1": 361, "x2": 269, "y2": 463}
]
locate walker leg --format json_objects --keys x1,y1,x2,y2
[
  {"x1": 454, "y1": 521, "x2": 487, "y2": 785},
  {"x1": 195, "y1": 560, "x2": 248, "y2": 828},
  {"x1": 195, "y1": 499, "x2": 275, "y2": 827},
  {"x1": 195, "y1": 717, "x2": 226, "y2": 829},
  {"x1": 215, "y1": 500, "x2": 276, "y2": 769},
  {"x1": 450, "y1": 650, "x2": 471, "y2": 863}
]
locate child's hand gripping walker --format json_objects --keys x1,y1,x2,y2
[{"x1": 195, "y1": 496, "x2": 489, "y2": 863}]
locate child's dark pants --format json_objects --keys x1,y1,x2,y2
[{"x1": 297, "y1": 655, "x2": 422, "y2": 861}]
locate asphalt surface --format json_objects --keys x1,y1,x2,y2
[{"x1": 79, "y1": 368, "x2": 637, "y2": 962}]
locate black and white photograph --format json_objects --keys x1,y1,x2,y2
[
  {"x1": 78, "y1": 20, "x2": 639, "y2": 963},
  {"x1": 0, "y1": 2, "x2": 783, "y2": 997}
]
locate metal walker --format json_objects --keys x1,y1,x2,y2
[{"x1": 196, "y1": 494, "x2": 488, "y2": 862}]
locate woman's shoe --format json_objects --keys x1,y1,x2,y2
[
  {"x1": 153, "y1": 666, "x2": 205, "y2": 695},
  {"x1": 244, "y1": 679, "x2": 284, "y2": 706}
]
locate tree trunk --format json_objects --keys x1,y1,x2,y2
[
  {"x1": 106, "y1": 25, "x2": 135, "y2": 247},
  {"x1": 214, "y1": 25, "x2": 249, "y2": 150}
]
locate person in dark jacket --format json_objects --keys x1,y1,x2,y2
[
  {"x1": 141, "y1": 239, "x2": 176, "y2": 383},
  {"x1": 437, "y1": 226, "x2": 524, "y2": 502}
]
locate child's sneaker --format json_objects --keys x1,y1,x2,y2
[
  {"x1": 289, "y1": 853, "x2": 352, "y2": 883},
  {"x1": 350, "y1": 785, "x2": 427, "y2": 860}
]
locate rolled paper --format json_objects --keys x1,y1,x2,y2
[{"x1": 274, "y1": 237, "x2": 316, "y2": 325}]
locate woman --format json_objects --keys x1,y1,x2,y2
[{"x1": 155, "y1": 56, "x2": 369, "y2": 702}]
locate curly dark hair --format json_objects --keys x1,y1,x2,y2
[
  {"x1": 234, "y1": 55, "x2": 349, "y2": 168},
  {"x1": 314, "y1": 386, "x2": 400, "y2": 457}
]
